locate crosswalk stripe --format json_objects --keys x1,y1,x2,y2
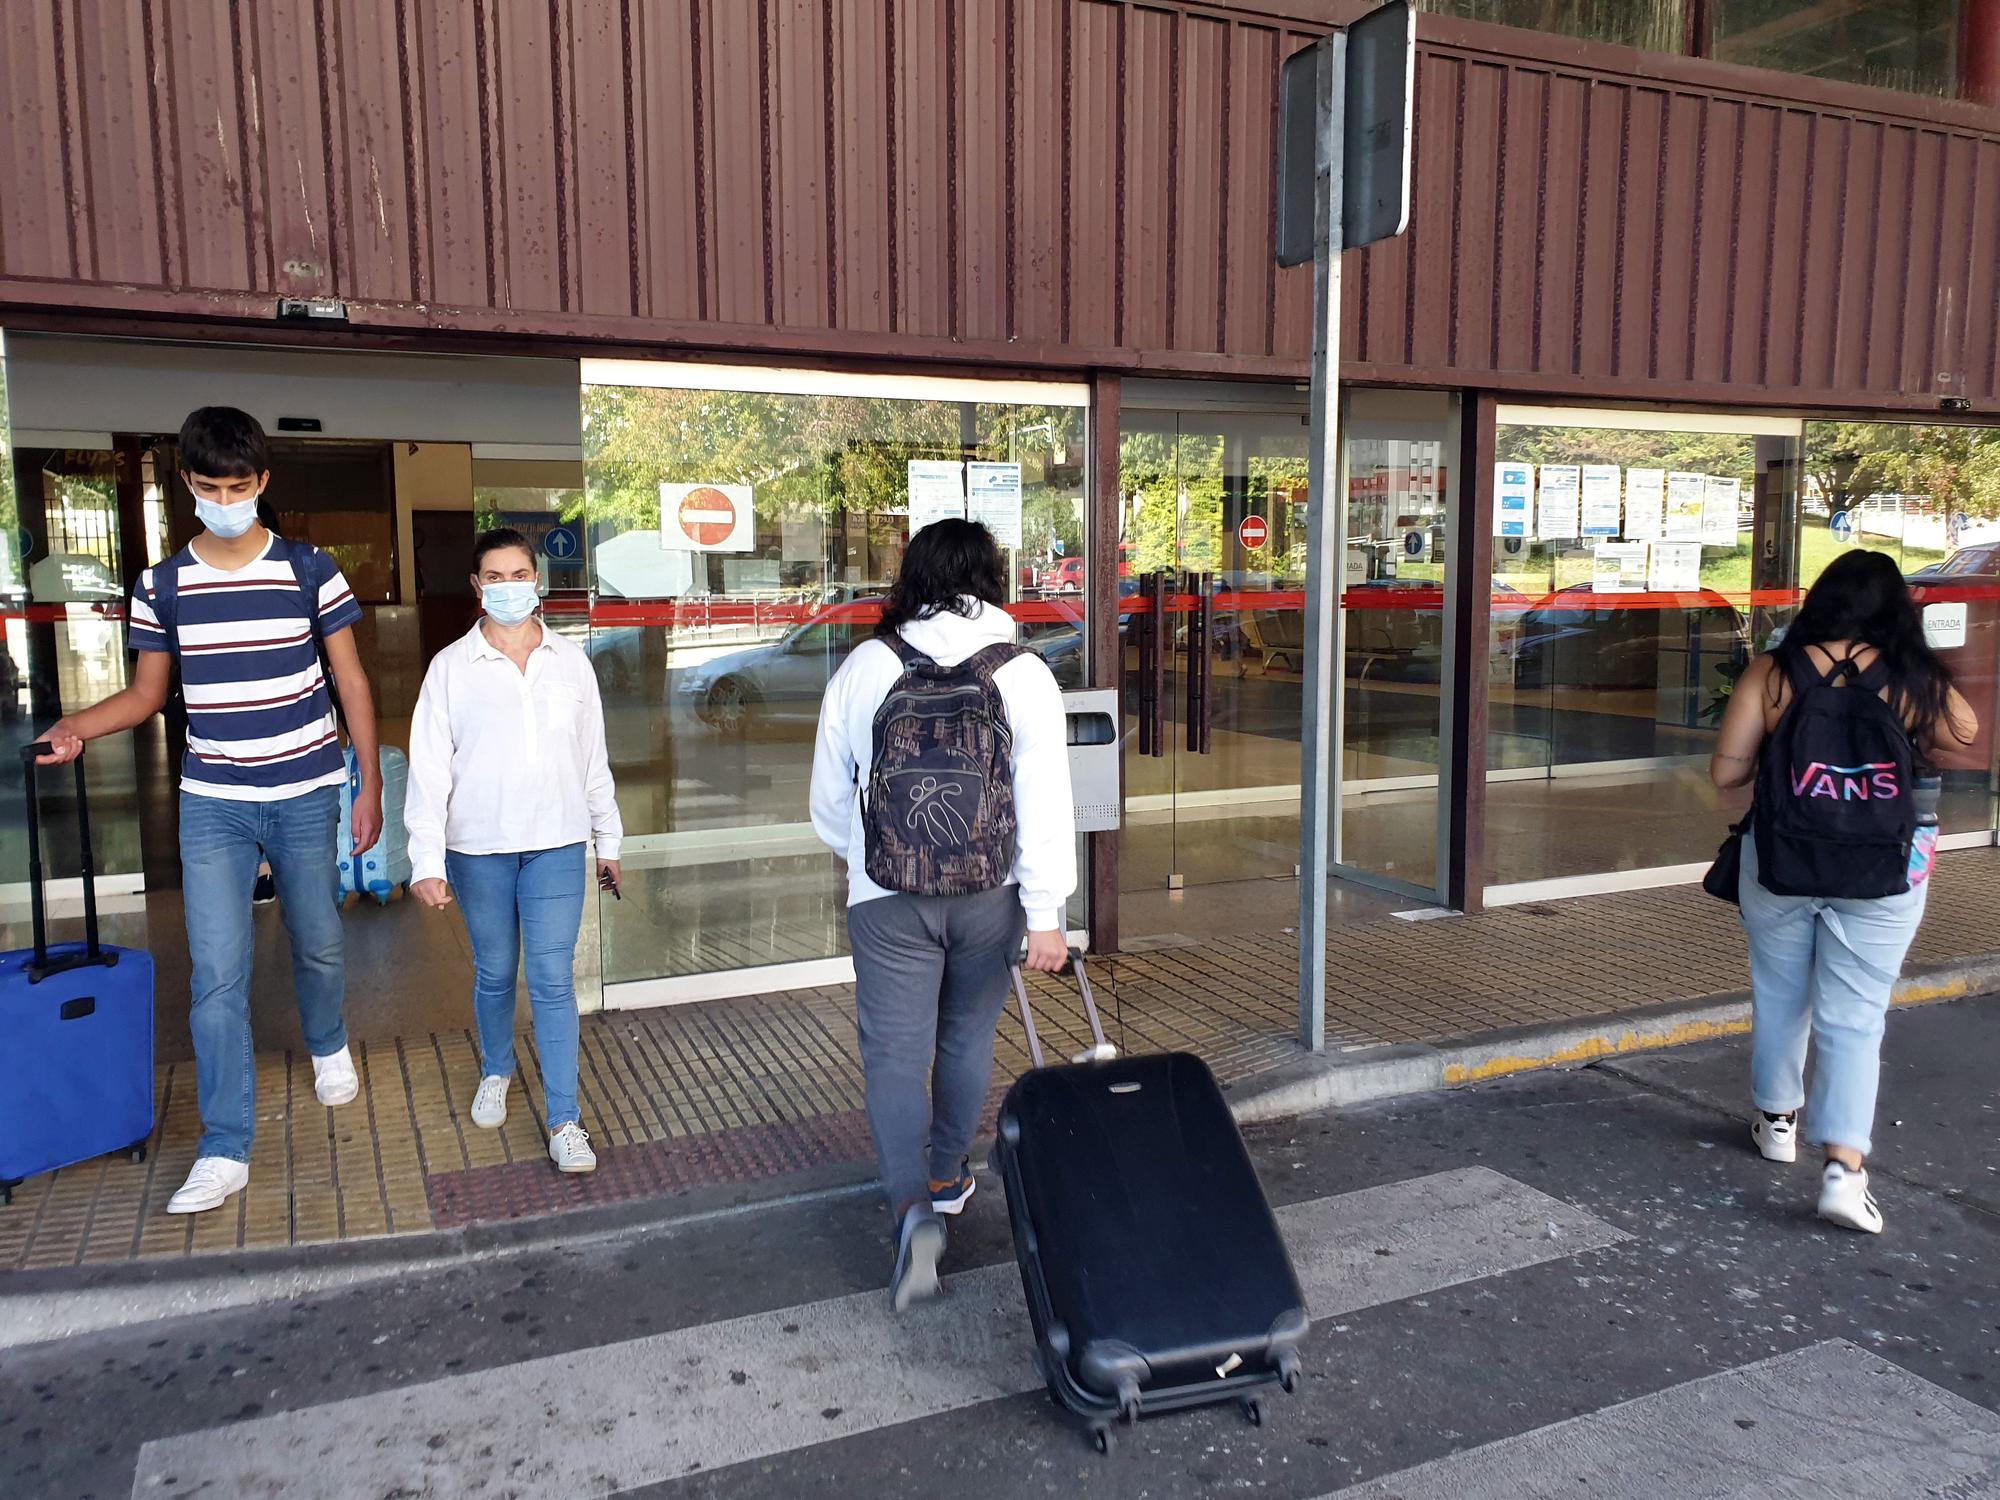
[
  {"x1": 128, "y1": 1167, "x2": 1625, "y2": 1499},
  {"x1": 1328, "y1": 1339, "x2": 2000, "y2": 1498}
]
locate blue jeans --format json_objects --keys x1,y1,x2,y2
[
  {"x1": 1740, "y1": 827, "x2": 1930, "y2": 1156},
  {"x1": 180, "y1": 786, "x2": 347, "y2": 1163},
  {"x1": 446, "y1": 844, "x2": 586, "y2": 1131}
]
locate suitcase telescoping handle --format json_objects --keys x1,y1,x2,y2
[
  {"x1": 1010, "y1": 947, "x2": 1117, "y2": 1070},
  {"x1": 19, "y1": 743, "x2": 110, "y2": 983}
]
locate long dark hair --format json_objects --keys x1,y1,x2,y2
[
  {"x1": 1771, "y1": 548, "x2": 1956, "y2": 741},
  {"x1": 876, "y1": 518, "x2": 1006, "y2": 636}
]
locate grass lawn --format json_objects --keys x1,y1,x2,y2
[{"x1": 1698, "y1": 526, "x2": 1946, "y2": 595}]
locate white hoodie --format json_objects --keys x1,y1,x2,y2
[{"x1": 809, "y1": 602, "x2": 1077, "y2": 931}]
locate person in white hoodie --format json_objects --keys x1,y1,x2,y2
[{"x1": 810, "y1": 518, "x2": 1076, "y2": 1310}]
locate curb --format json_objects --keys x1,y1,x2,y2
[
  {"x1": 0, "y1": 1157, "x2": 878, "y2": 1355},
  {"x1": 1224, "y1": 952, "x2": 2000, "y2": 1126}
]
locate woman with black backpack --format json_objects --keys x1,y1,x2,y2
[
  {"x1": 1710, "y1": 549, "x2": 1981, "y2": 1233},
  {"x1": 810, "y1": 518, "x2": 1075, "y2": 1311}
]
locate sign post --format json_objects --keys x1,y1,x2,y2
[{"x1": 1278, "y1": 1, "x2": 1414, "y2": 1052}]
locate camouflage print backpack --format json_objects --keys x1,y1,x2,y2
[{"x1": 863, "y1": 633, "x2": 1027, "y2": 897}]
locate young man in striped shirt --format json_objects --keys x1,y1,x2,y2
[{"x1": 37, "y1": 408, "x2": 384, "y2": 1215}]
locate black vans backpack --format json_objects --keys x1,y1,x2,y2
[
  {"x1": 1752, "y1": 651, "x2": 1917, "y2": 899},
  {"x1": 863, "y1": 634, "x2": 1026, "y2": 898}
]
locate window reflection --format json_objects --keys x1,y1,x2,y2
[
  {"x1": 1714, "y1": 0, "x2": 1962, "y2": 98},
  {"x1": 1487, "y1": 415, "x2": 1799, "y2": 888},
  {"x1": 581, "y1": 372, "x2": 1088, "y2": 986},
  {"x1": 1414, "y1": 0, "x2": 1686, "y2": 52}
]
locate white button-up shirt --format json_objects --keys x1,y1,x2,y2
[{"x1": 406, "y1": 619, "x2": 623, "y2": 885}]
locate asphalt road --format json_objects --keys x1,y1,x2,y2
[{"x1": 6, "y1": 994, "x2": 1999, "y2": 1499}]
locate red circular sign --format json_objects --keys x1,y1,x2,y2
[
  {"x1": 678, "y1": 487, "x2": 737, "y2": 548},
  {"x1": 1237, "y1": 514, "x2": 1270, "y2": 550}
]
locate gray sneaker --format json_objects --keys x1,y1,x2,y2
[{"x1": 889, "y1": 1205, "x2": 947, "y2": 1312}]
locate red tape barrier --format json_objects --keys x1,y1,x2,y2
[{"x1": 6, "y1": 582, "x2": 1999, "y2": 634}]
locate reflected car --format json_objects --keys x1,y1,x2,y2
[
  {"x1": 678, "y1": 602, "x2": 1081, "y2": 732},
  {"x1": 1511, "y1": 583, "x2": 1748, "y2": 694}
]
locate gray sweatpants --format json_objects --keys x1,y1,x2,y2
[{"x1": 847, "y1": 884, "x2": 1027, "y2": 1222}]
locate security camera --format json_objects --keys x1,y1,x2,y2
[{"x1": 1941, "y1": 397, "x2": 1972, "y2": 413}]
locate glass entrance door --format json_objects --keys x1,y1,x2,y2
[
  {"x1": 1118, "y1": 387, "x2": 1459, "y2": 940},
  {"x1": 1332, "y1": 391, "x2": 1457, "y2": 896},
  {"x1": 1118, "y1": 401, "x2": 1313, "y2": 917}
]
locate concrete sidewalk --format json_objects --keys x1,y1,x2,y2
[{"x1": 4, "y1": 849, "x2": 1998, "y2": 1277}]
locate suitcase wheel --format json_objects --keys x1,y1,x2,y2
[
  {"x1": 127, "y1": 1142, "x2": 148, "y2": 1165},
  {"x1": 1090, "y1": 1425, "x2": 1112, "y2": 1456},
  {"x1": 0, "y1": 1180, "x2": 14, "y2": 1207},
  {"x1": 1241, "y1": 1397, "x2": 1264, "y2": 1428}
]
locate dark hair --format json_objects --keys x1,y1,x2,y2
[
  {"x1": 1771, "y1": 548, "x2": 1958, "y2": 745},
  {"x1": 179, "y1": 407, "x2": 269, "y2": 479},
  {"x1": 877, "y1": 518, "x2": 1007, "y2": 636},
  {"x1": 473, "y1": 526, "x2": 536, "y2": 572}
]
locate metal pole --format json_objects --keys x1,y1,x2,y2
[{"x1": 1297, "y1": 33, "x2": 1345, "y2": 1053}]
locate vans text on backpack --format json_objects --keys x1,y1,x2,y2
[{"x1": 1752, "y1": 651, "x2": 1918, "y2": 900}]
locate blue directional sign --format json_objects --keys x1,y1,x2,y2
[
  {"x1": 14, "y1": 526, "x2": 32, "y2": 560},
  {"x1": 1829, "y1": 509, "x2": 1856, "y2": 545},
  {"x1": 543, "y1": 524, "x2": 580, "y2": 561},
  {"x1": 1950, "y1": 511, "x2": 1970, "y2": 547},
  {"x1": 1403, "y1": 529, "x2": 1425, "y2": 558}
]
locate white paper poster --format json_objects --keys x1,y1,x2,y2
[
  {"x1": 1624, "y1": 469, "x2": 1666, "y2": 540},
  {"x1": 1537, "y1": 465, "x2": 1581, "y2": 542},
  {"x1": 1703, "y1": 476, "x2": 1742, "y2": 547},
  {"x1": 1648, "y1": 541, "x2": 1702, "y2": 593},
  {"x1": 1592, "y1": 541, "x2": 1649, "y2": 593},
  {"x1": 965, "y1": 461, "x2": 1024, "y2": 548},
  {"x1": 1581, "y1": 465, "x2": 1622, "y2": 537},
  {"x1": 906, "y1": 460, "x2": 965, "y2": 536},
  {"x1": 659, "y1": 483, "x2": 755, "y2": 553},
  {"x1": 1664, "y1": 472, "x2": 1708, "y2": 541},
  {"x1": 1494, "y1": 462, "x2": 1534, "y2": 538}
]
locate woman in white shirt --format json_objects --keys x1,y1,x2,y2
[{"x1": 407, "y1": 528, "x2": 623, "y2": 1174}]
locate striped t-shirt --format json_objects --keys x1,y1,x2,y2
[{"x1": 130, "y1": 536, "x2": 362, "y2": 801}]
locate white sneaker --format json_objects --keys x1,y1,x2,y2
[
  {"x1": 1818, "y1": 1161, "x2": 1884, "y2": 1234},
  {"x1": 549, "y1": 1121, "x2": 596, "y2": 1174},
  {"x1": 165, "y1": 1156, "x2": 249, "y2": 1215},
  {"x1": 1751, "y1": 1112, "x2": 1798, "y2": 1163},
  {"x1": 311, "y1": 1045, "x2": 360, "y2": 1107},
  {"x1": 471, "y1": 1074, "x2": 510, "y2": 1129}
]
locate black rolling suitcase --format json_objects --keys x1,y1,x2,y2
[{"x1": 991, "y1": 953, "x2": 1308, "y2": 1452}]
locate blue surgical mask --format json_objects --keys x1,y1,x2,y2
[
  {"x1": 194, "y1": 495, "x2": 260, "y2": 539},
  {"x1": 482, "y1": 580, "x2": 540, "y2": 625}
]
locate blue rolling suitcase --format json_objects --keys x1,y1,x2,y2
[
  {"x1": 337, "y1": 743, "x2": 413, "y2": 904},
  {"x1": 0, "y1": 745, "x2": 155, "y2": 1205}
]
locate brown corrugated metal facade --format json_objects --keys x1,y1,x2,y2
[{"x1": 2, "y1": 0, "x2": 1995, "y2": 411}]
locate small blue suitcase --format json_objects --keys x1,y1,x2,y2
[{"x1": 0, "y1": 744, "x2": 155, "y2": 1205}]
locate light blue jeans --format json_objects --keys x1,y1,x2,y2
[
  {"x1": 180, "y1": 786, "x2": 347, "y2": 1163},
  {"x1": 1739, "y1": 827, "x2": 1931, "y2": 1156},
  {"x1": 446, "y1": 844, "x2": 586, "y2": 1131}
]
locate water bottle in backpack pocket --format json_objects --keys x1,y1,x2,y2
[
  {"x1": 862, "y1": 635, "x2": 1026, "y2": 897},
  {"x1": 1752, "y1": 652, "x2": 1917, "y2": 899}
]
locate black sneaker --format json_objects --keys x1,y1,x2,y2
[
  {"x1": 252, "y1": 872, "x2": 277, "y2": 906},
  {"x1": 930, "y1": 1162, "x2": 976, "y2": 1216},
  {"x1": 889, "y1": 1205, "x2": 947, "y2": 1312}
]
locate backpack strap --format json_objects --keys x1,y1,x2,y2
[
  {"x1": 148, "y1": 552, "x2": 186, "y2": 655},
  {"x1": 272, "y1": 535, "x2": 348, "y2": 737},
  {"x1": 881, "y1": 631, "x2": 931, "y2": 669}
]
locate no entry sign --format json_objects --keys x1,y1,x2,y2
[
  {"x1": 1238, "y1": 514, "x2": 1270, "y2": 550},
  {"x1": 660, "y1": 482, "x2": 753, "y2": 553}
]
